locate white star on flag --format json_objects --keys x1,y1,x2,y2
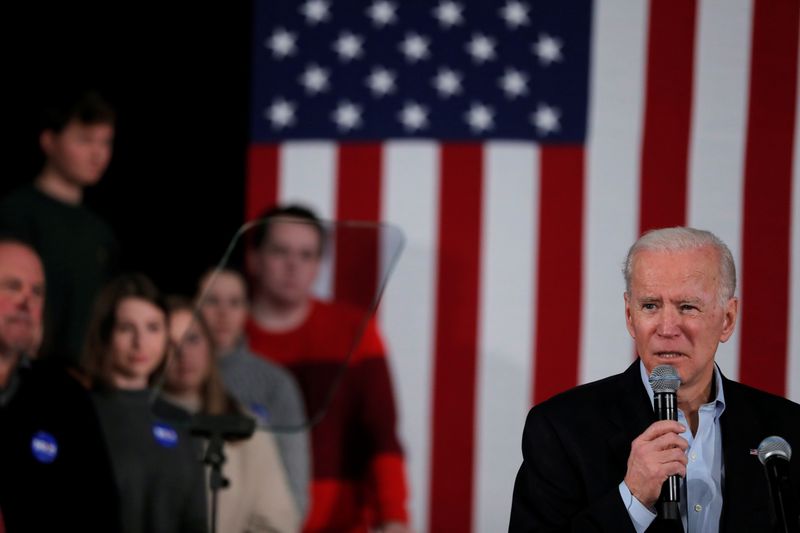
[
  {"x1": 299, "y1": 0, "x2": 330, "y2": 24},
  {"x1": 264, "y1": 98, "x2": 296, "y2": 129},
  {"x1": 399, "y1": 102, "x2": 429, "y2": 131},
  {"x1": 465, "y1": 102, "x2": 494, "y2": 132},
  {"x1": 532, "y1": 34, "x2": 564, "y2": 66},
  {"x1": 499, "y1": 1, "x2": 530, "y2": 29},
  {"x1": 433, "y1": 1, "x2": 464, "y2": 28},
  {"x1": 333, "y1": 32, "x2": 364, "y2": 61},
  {"x1": 399, "y1": 33, "x2": 431, "y2": 62},
  {"x1": 531, "y1": 102, "x2": 561, "y2": 134},
  {"x1": 332, "y1": 101, "x2": 363, "y2": 131},
  {"x1": 367, "y1": 1, "x2": 398, "y2": 27},
  {"x1": 265, "y1": 28, "x2": 297, "y2": 59},
  {"x1": 432, "y1": 68, "x2": 463, "y2": 98},
  {"x1": 299, "y1": 65, "x2": 330, "y2": 94},
  {"x1": 366, "y1": 67, "x2": 397, "y2": 97},
  {"x1": 466, "y1": 34, "x2": 496, "y2": 63},
  {"x1": 499, "y1": 68, "x2": 528, "y2": 99}
]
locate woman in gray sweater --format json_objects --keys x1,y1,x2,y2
[{"x1": 83, "y1": 274, "x2": 207, "y2": 533}]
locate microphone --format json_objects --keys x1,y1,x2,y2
[
  {"x1": 757, "y1": 436, "x2": 800, "y2": 533},
  {"x1": 649, "y1": 365, "x2": 682, "y2": 521}
]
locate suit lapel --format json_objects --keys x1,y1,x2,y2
[{"x1": 719, "y1": 376, "x2": 770, "y2": 532}]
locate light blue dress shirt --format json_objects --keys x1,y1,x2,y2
[{"x1": 618, "y1": 361, "x2": 726, "y2": 533}]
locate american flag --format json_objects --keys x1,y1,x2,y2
[{"x1": 246, "y1": 1, "x2": 800, "y2": 531}]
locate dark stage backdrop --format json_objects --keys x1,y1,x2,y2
[{"x1": 5, "y1": 3, "x2": 252, "y2": 295}]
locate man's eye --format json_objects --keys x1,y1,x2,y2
[
  {"x1": 0, "y1": 279, "x2": 21, "y2": 291},
  {"x1": 642, "y1": 303, "x2": 656, "y2": 310}
]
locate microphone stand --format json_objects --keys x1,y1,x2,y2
[
  {"x1": 763, "y1": 457, "x2": 800, "y2": 533},
  {"x1": 190, "y1": 413, "x2": 256, "y2": 533},
  {"x1": 203, "y1": 432, "x2": 228, "y2": 533}
]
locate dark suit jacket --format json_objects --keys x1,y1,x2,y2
[
  {"x1": 509, "y1": 360, "x2": 800, "y2": 532},
  {"x1": 0, "y1": 361, "x2": 122, "y2": 532}
]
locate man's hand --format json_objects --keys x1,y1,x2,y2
[{"x1": 623, "y1": 420, "x2": 688, "y2": 508}]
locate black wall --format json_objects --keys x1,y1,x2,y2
[{"x1": 5, "y1": 3, "x2": 253, "y2": 295}]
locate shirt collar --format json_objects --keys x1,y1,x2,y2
[{"x1": 638, "y1": 359, "x2": 726, "y2": 419}]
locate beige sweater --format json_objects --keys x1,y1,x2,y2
[
  {"x1": 214, "y1": 430, "x2": 301, "y2": 533},
  {"x1": 161, "y1": 394, "x2": 300, "y2": 533}
]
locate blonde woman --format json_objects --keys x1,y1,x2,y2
[{"x1": 163, "y1": 297, "x2": 299, "y2": 533}]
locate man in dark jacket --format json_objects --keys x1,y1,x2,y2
[
  {"x1": 510, "y1": 227, "x2": 800, "y2": 532},
  {"x1": 0, "y1": 237, "x2": 121, "y2": 532}
]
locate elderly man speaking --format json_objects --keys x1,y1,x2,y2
[{"x1": 510, "y1": 227, "x2": 800, "y2": 533}]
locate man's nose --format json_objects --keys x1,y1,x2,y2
[
  {"x1": 656, "y1": 307, "x2": 681, "y2": 337},
  {"x1": 286, "y1": 254, "x2": 301, "y2": 269},
  {"x1": 15, "y1": 287, "x2": 33, "y2": 310}
]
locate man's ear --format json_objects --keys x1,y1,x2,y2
[
  {"x1": 39, "y1": 130, "x2": 56, "y2": 155},
  {"x1": 719, "y1": 297, "x2": 738, "y2": 343},
  {"x1": 624, "y1": 292, "x2": 635, "y2": 339}
]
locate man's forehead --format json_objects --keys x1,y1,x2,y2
[
  {"x1": 0, "y1": 243, "x2": 44, "y2": 280},
  {"x1": 61, "y1": 119, "x2": 115, "y2": 135},
  {"x1": 264, "y1": 219, "x2": 322, "y2": 245},
  {"x1": 629, "y1": 247, "x2": 720, "y2": 290}
]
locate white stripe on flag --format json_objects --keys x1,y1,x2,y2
[
  {"x1": 278, "y1": 142, "x2": 337, "y2": 300},
  {"x1": 789, "y1": 45, "x2": 800, "y2": 404},
  {"x1": 580, "y1": 0, "x2": 648, "y2": 383},
  {"x1": 278, "y1": 142, "x2": 338, "y2": 218},
  {"x1": 380, "y1": 141, "x2": 439, "y2": 532},
  {"x1": 686, "y1": 0, "x2": 753, "y2": 381},
  {"x1": 474, "y1": 143, "x2": 538, "y2": 533}
]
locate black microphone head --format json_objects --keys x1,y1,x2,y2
[
  {"x1": 649, "y1": 365, "x2": 681, "y2": 393},
  {"x1": 757, "y1": 436, "x2": 792, "y2": 465}
]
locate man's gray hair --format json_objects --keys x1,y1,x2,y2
[{"x1": 623, "y1": 227, "x2": 737, "y2": 303}]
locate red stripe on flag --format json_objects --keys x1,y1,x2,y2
[
  {"x1": 334, "y1": 143, "x2": 383, "y2": 309},
  {"x1": 246, "y1": 144, "x2": 279, "y2": 221},
  {"x1": 638, "y1": 0, "x2": 697, "y2": 232},
  {"x1": 533, "y1": 146, "x2": 585, "y2": 404},
  {"x1": 739, "y1": 0, "x2": 799, "y2": 397},
  {"x1": 428, "y1": 144, "x2": 483, "y2": 533}
]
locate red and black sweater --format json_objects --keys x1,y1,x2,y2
[{"x1": 246, "y1": 300, "x2": 409, "y2": 532}]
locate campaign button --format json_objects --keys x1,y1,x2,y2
[
  {"x1": 31, "y1": 431, "x2": 58, "y2": 464},
  {"x1": 152, "y1": 422, "x2": 179, "y2": 448}
]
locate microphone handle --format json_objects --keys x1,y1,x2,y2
[
  {"x1": 764, "y1": 457, "x2": 800, "y2": 533},
  {"x1": 654, "y1": 391, "x2": 681, "y2": 521}
]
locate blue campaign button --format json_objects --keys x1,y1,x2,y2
[
  {"x1": 152, "y1": 422, "x2": 179, "y2": 448},
  {"x1": 249, "y1": 402, "x2": 270, "y2": 424},
  {"x1": 31, "y1": 431, "x2": 58, "y2": 464}
]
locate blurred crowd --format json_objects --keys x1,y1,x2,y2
[{"x1": 0, "y1": 91, "x2": 410, "y2": 533}]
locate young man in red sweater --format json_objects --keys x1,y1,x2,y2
[{"x1": 245, "y1": 205, "x2": 410, "y2": 533}]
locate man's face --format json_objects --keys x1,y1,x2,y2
[
  {"x1": 199, "y1": 271, "x2": 248, "y2": 352},
  {"x1": 41, "y1": 120, "x2": 114, "y2": 187},
  {"x1": 0, "y1": 243, "x2": 45, "y2": 358},
  {"x1": 250, "y1": 220, "x2": 322, "y2": 307},
  {"x1": 624, "y1": 246, "x2": 737, "y2": 393}
]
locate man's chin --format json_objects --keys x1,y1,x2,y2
[{"x1": 7, "y1": 339, "x2": 36, "y2": 358}]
